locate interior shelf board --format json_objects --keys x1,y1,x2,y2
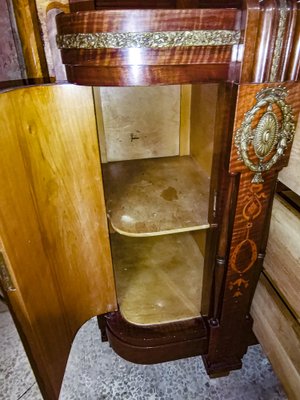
[
  {"x1": 102, "y1": 156, "x2": 210, "y2": 237},
  {"x1": 111, "y1": 232, "x2": 203, "y2": 326}
]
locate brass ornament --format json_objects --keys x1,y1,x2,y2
[
  {"x1": 270, "y1": 0, "x2": 288, "y2": 82},
  {"x1": 56, "y1": 30, "x2": 241, "y2": 49},
  {"x1": 235, "y1": 87, "x2": 296, "y2": 183}
]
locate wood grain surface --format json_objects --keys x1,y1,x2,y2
[
  {"x1": 57, "y1": 9, "x2": 239, "y2": 34},
  {"x1": 56, "y1": 7, "x2": 241, "y2": 85},
  {"x1": 0, "y1": 85, "x2": 117, "y2": 399},
  {"x1": 12, "y1": 0, "x2": 49, "y2": 80},
  {"x1": 279, "y1": 120, "x2": 300, "y2": 195},
  {"x1": 111, "y1": 232, "x2": 203, "y2": 325},
  {"x1": 252, "y1": 274, "x2": 300, "y2": 400},
  {"x1": 204, "y1": 82, "x2": 300, "y2": 374},
  {"x1": 264, "y1": 196, "x2": 300, "y2": 322}
]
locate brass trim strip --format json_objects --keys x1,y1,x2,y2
[
  {"x1": 270, "y1": 0, "x2": 288, "y2": 82},
  {"x1": 57, "y1": 30, "x2": 241, "y2": 49}
]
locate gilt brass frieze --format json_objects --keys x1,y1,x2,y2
[{"x1": 56, "y1": 30, "x2": 241, "y2": 49}]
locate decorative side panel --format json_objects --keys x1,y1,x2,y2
[
  {"x1": 228, "y1": 83, "x2": 300, "y2": 299},
  {"x1": 204, "y1": 82, "x2": 300, "y2": 373}
]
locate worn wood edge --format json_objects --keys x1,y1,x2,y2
[
  {"x1": 251, "y1": 274, "x2": 300, "y2": 400},
  {"x1": 109, "y1": 216, "x2": 210, "y2": 238},
  {"x1": 92, "y1": 87, "x2": 108, "y2": 163},
  {"x1": 12, "y1": 0, "x2": 49, "y2": 80},
  {"x1": 279, "y1": 120, "x2": 300, "y2": 195}
]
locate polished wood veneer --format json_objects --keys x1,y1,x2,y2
[
  {"x1": 103, "y1": 312, "x2": 208, "y2": 364},
  {"x1": 56, "y1": 7, "x2": 242, "y2": 85},
  {"x1": 2, "y1": 1, "x2": 300, "y2": 398}
]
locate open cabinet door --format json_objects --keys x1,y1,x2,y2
[{"x1": 0, "y1": 85, "x2": 117, "y2": 399}]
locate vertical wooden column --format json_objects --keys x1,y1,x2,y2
[
  {"x1": 203, "y1": 0, "x2": 300, "y2": 375},
  {"x1": 12, "y1": 0, "x2": 49, "y2": 81},
  {"x1": 204, "y1": 82, "x2": 300, "y2": 375}
]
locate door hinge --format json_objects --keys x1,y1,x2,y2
[{"x1": 0, "y1": 252, "x2": 16, "y2": 292}]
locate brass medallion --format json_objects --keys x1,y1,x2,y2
[{"x1": 235, "y1": 87, "x2": 295, "y2": 183}]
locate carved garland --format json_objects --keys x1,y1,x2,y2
[
  {"x1": 235, "y1": 87, "x2": 296, "y2": 184},
  {"x1": 56, "y1": 30, "x2": 241, "y2": 49}
]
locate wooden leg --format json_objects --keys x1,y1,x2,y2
[{"x1": 97, "y1": 314, "x2": 108, "y2": 342}]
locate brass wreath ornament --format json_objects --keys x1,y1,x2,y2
[{"x1": 235, "y1": 87, "x2": 295, "y2": 183}]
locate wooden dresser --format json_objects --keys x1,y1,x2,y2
[{"x1": 0, "y1": 1, "x2": 299, "y2": 399}]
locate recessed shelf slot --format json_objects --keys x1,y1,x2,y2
[
  {"x1": 111, "y1": 232, "x2": 204, "y2": 326},
  {"x1": 103, "y1": 155, "x2": 210, "y2": 237}
]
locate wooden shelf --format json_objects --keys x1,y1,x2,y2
[
  {"x1": 111, "y1": 232, "x2": 204, "y2": 326},
  {"x1": 102, "y1": 156, "x2": 210, "y2": 237}
]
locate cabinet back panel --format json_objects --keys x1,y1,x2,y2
[{"x1": 96, "y1": 86, "x2": 180, "y2": 162}]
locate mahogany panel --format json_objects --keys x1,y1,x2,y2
[
  {"x1": 56, "y1": 9, "x2": 239, "y2": 34},
  {"x1": 69, "y1": 0, "x2": 244, "y2": 11},
  {"x1": 65, "y1": 64, "x2": 230, "y2": 85},
  {"x1": 60, "y1": 46, "x2": 233, "y2": 67},
  {"x1": 239, "y1": 0, "x2": 261, "y2": 83},
  {"x1": 241, "y1": 0, "x2": 300, "y2": 84},
  {"x1": 96, "y1": 0, "x2": 176, "y2": 8},
  {"x1": 253, "y1": 0, "x2": 279, "y2": 83},
  {"x1": 286, "y1": 3, "x2": 300, "y2": 81}
]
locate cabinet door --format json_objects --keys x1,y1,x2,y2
[{"x1": 0, "y1": 85, "x2": 117, "y2": 399}]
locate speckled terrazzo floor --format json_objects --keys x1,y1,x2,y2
[{"x1": 0, "y1": 299, "x2": 286, "y2": 400}]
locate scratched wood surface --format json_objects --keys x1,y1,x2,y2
[
  {"x1": 102, "y1": 156, "x2": 210, "y2": 236},
  {"x1": 99, "y1": 86, "x2": 180, "y2": 162}
]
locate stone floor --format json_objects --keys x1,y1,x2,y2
[{"x1": 0, "y1": 299, "x2": 286, "y2": 400}]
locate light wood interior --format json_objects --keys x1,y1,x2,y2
[
  {"x1": 0, "y1": 85, "x2": 117, "y2": 398},
  {"x1": 96, "y1": 86, "x2": 180, "y2": 162},
  {"x1": 190, "y1": 84, "x2": 218, "y2": 175},
  {"x1": 264, "y1": 195, "x2": 300, "y2": 323},
  {"x1": 102, "y1": 156, "x2": 210, "y2": 236},
  {"x1": 279, "y1": 120, "x2": 300, "y2": 196},
  {"x1": 252, "y1": 275, "x2": 300, "y2": 400},
  {"x1": 96, "y1": 84, "x2": 216, "y2": 326},
  {"x1": 111, "y1": 232, "x2": 204, "y2": 326}
]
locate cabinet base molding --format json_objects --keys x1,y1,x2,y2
[{"x1": 100, "y1": 312, "x2": 208, "y2": 364}]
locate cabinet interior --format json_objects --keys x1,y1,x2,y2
[{"x1": 94, "y1": 83, "x2": 218, "y2": 326}]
